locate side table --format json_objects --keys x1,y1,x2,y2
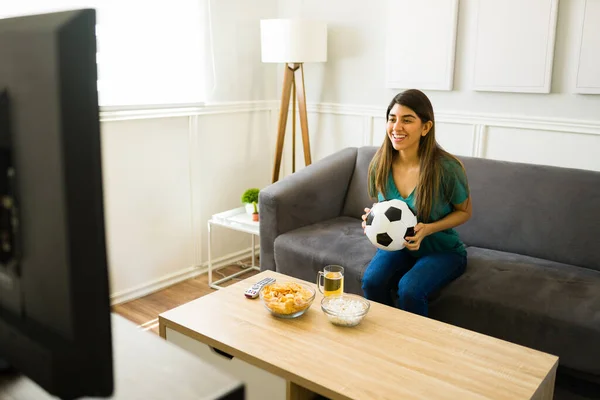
[{"x1": 207, "y1": 207, "x2": 260, "y2": 289}]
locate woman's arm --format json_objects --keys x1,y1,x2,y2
[
  {"x1": 424, "y1": 196, "x2": 472, "y2": 235},
  {"x1": 404, "y1": 196, "x2": 472, "y2": 251}
]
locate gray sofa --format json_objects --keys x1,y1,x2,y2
[{"x1": 259, "y1": 146, "x2": 600, "y2": 389}]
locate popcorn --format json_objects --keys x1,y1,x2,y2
[{"x1": 322, "y1": 296, "x2": 369, "y2": 326}]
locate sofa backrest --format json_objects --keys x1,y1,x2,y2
[
  {"x1": 342, "y1": 146, "x2": 600, "y2": 272},
  {"x1": 457, "y1": 156, "x2": 600, "y2": 272}
]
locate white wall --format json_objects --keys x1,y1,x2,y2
[
  {"x1": 276, "y1": 0, "x2": 600, "y2": 174},
  {"x1": 278, "y1": 0, "x2": 600, "y2": 117},
  {"x1": 102, "y1": 103, "x2": 278, "y2": 302},
  {"x1": 205, "y1": 0, "x2": 279, "y2": 102},
  {"x1": 104, "y1": 0, "x2": 279, "y2": 303}
]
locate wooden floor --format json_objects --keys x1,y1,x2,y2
[{"x1": 112, "y1": 258, "x2": 259, "y2": 335}]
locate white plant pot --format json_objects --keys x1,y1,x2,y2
[{"x1": 244, "y1": 203, "x2": 257, "y2": 215}]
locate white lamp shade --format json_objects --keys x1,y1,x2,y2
[{"x1": 260, "y1": 19, "x2": 327, "y2": 63}]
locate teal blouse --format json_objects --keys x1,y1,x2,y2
[{"x1": 377, "y1": 158, "x2": 469, "y2": 257}]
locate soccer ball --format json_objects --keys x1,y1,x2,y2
[{"x1": 364, "y1": 199, "x2": 418, "y2": 251}]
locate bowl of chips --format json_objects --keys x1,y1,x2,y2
[{"x1": 259, "y1": 281, "x2": 316, "y2": 318}]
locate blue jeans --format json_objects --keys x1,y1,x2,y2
[{"x1": 361, "y1": 249, "x2": 467, "y2": 317}]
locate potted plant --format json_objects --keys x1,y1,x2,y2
[{"x1": 241, "y1": 188, "x2": 260, "y2": 221}]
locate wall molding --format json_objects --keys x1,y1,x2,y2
[
  {"x1": 188, "y1": 115, "x2": 203, "y2": 269},
  {"x1": 385, "y1": 0, "x2": 459, "y2": 91},
  {"x1": 471, "y1": 125, "x2": 486, "y2": 158},
  {"x1": 307, "y1": 102, "x2": 600, "y2": 160},
  {"x1": 100, "y1": 100, "x2": 278, "y2": 122},
  {"x1": 101, "y1": 100, "x2": 600, "y2": 137},
  {"x1": 308, "y1": 102, "x2": 382, "y2": 117},
  {"x1": 308, "y1": 103, "x2": 600, "y2": 137},
  {"x1": 435, "y1": 111, "x2": 600, "y2": 136},
  {"x1": 574, "y1": 0, "x2": 600, "y2": 94},
  {"x1": 471, "y1": 0, "x2": 559, "y2": 94}
]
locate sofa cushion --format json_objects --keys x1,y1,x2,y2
[
  {"x1": 455, "y1": 157, "x2": 600, "y2": 272},
  {"x1": 273, "y1": 216, "x2": 375, "y2": 295},
  {"x1": 429, "y1": 247, "x2": 600, "y2": 377}
]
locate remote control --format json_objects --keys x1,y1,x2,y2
[{"x1": 244, "y1": 277, "x2": 276, "y2": 299}]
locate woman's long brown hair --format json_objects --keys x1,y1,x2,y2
[{"x1": 368, "y1": 89, "x2": 468, "y2": 222}]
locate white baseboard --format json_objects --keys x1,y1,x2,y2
[{"x1": 110, "y1": 246, "x2": 260, "y2": 306}]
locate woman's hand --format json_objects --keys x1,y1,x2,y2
[
  {"x1": 361, "y1": 207, "x2": 371, "y2": 233},
  {"x1": 404, "y1": 223, "x2": 430, "y2": 251}
]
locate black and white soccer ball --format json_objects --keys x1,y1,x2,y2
[{"x1": 364, "y1": 199, "x2": 418, "y2": 251}]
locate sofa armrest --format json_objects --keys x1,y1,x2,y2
[{"x1": 259, "y1": 147, "x2": 359, "y2": 271}]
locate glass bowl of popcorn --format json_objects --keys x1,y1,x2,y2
[
  {"x1": 320, "y1": 294, "x2": 370, "y2": 327},
  {"x1": 259, "y1": 281, "x2": 316, "y2": 318}
]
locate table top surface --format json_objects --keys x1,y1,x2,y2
[
  {"x1": 209, "y1": 206, "x2": 259, "y2": 235},
  {"x1": 159, "y1": 270, "x2": 558, "y2": 400}
]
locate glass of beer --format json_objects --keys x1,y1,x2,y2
[{"x1": 317, "y1": 265, "x2": 344, "y2": 296}]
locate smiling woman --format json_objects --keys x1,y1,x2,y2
[
  {"x1": 361, "y1": 89, "x2": 472, "y2": 318},
  {"x1": 0, "y1": 0, "x2": 213, "y2": 107}
]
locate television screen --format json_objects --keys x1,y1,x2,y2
[{"x1": 0, "y1": 8, "x2": 113, "y2": 399}]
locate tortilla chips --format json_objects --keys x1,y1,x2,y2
[{"x1": 260, "y1": 282, "x2": 314, "y2": 315}]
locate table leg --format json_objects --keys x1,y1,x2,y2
[
  {"x1": 159, "y1": 318, "x2": 166, "y2": 339},
  {"x1": 532, "y1": 360, "x2": 557, "y2": 400},
  {"x1": 286, "y1": 381, "x2": 318, "y2": 400},
  {"x1": 208, "y1": 221, "x2": 213, "y2": 286},
  {"x1": 252, "y1": 234, "x2": 256, "y2": 268}
]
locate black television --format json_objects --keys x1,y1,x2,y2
[{"x1": 0, "y1": 8, "x2": 114, "y2": 399}]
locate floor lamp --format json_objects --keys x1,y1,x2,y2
[{"x1": 260, "y1": 19, "x2": 327, "y2": 183}]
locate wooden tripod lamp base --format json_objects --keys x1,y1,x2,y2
[
  {"x1": 260, "y1": 19, "x2": 327, "y2": 183},
  {"x1": 271, "y1": 63, "x2": 312, "y2": 183}
]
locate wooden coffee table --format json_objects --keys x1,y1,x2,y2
[{"x1": 158, "y1": 271, "x2": 558, "y2": 400}]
